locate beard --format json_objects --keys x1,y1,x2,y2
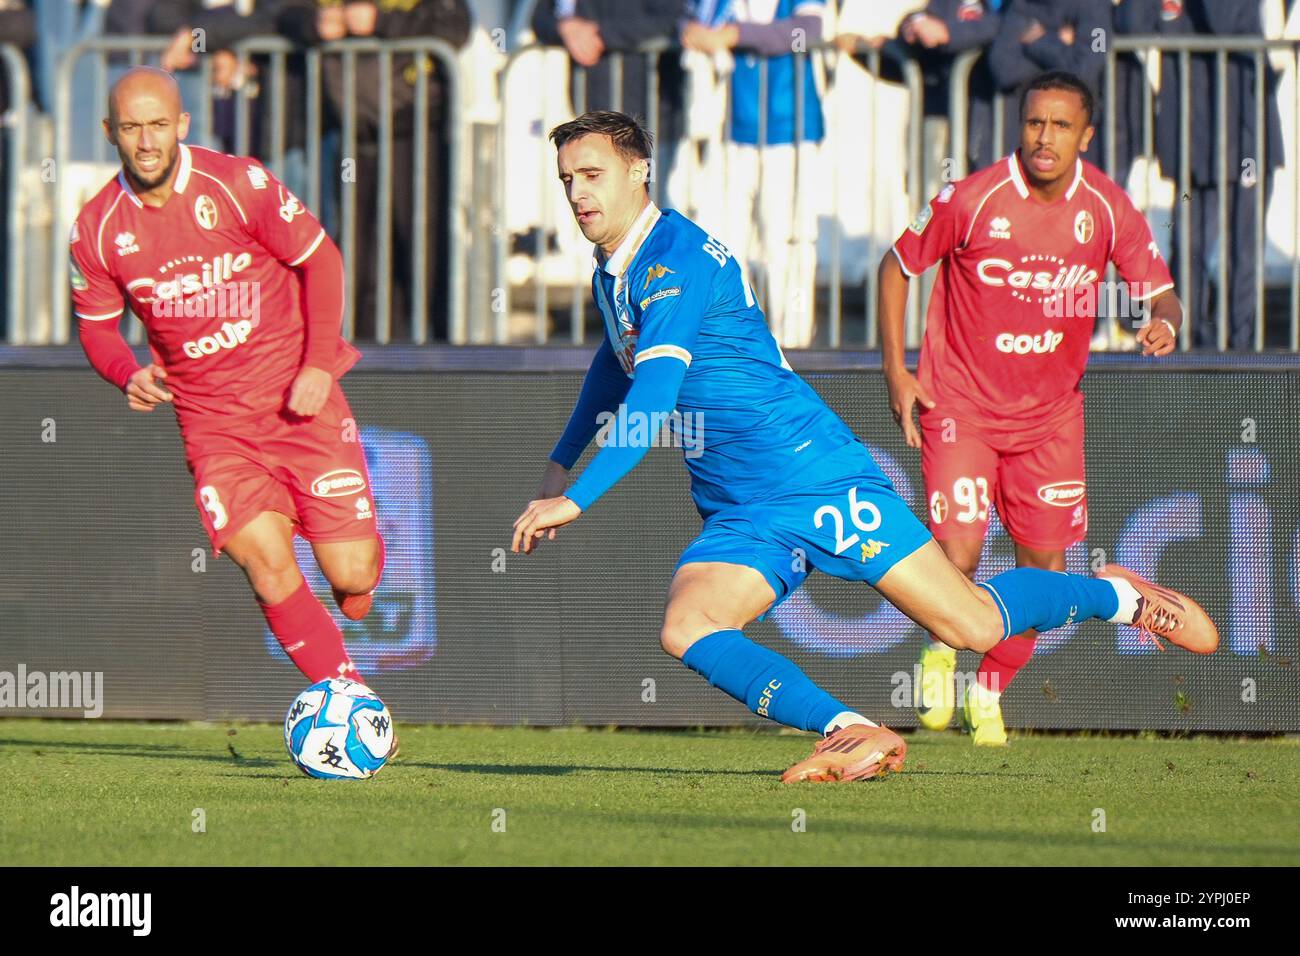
[{"x1": 124, "y1": 147, "x2": 178, "y2": 191}]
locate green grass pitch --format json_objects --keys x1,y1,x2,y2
[{"x1": 1, "y1": 720, "x2": 1297, "y2": 866}]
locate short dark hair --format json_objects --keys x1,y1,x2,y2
[
  {"x1": 549, "y1": 110, "x2": 654, "y2": 167},
  {"x1": 1019, "y1": 71, "x2": 1097, "y2": 126}
]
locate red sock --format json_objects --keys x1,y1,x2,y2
[
  {"x1": 977, "y1": 631, "x2": 1037, "y2": 693},
  {"x1": 260, "y1": 580, "x2": 360, "y2": 683}
]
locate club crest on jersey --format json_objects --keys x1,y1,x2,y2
[
  {"x1": 311, "y1": 469, "x2": 368, "y2": 498},
  {"x1": 1037, "y1": 480, "x2": 1086, "y2": 507},
  {"x1": 929, "y1": 491, "x2": 949, "y2": 524},
  {"x1": 115, "y1": 232, "x2": 139, "y2": 256},
  {"x1": 988, "y1": 216, "x2": 1012, "y2": 240},
  {"x1": 194, "y1": 195, "x2": 219, "y2": 230},
  {"x1": 643, "y1": 263, "x2": 674, "y2": 290},
  {"x1": 1073, "y1": 210, "x2": 1094, "y2": 244}
]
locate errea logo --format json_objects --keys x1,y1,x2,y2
[
  {"x1": 988, "y1": 216, "x2": 1012, "y2": 240},
  {"x1": 246, "y1": 165, "x2": 269, "y2": 190},
  {"x1": 115, "y1": 232, "x2": 139, "y2": 256}
]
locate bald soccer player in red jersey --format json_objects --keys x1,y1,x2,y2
[
  {"x1": 879, "y1": 70, "x2": 1184, "y2": 745},
  {"x1": 71, "y1": 67, "x2": 384, "y2": 685}
]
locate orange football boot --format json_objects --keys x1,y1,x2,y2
[
  {"x1": 1098, "y1": 564, "x2": 1219, "y2": 654},
  {"x1": 333, "y1": 533, "x2": 385, "y2": 621},
  {"x1": 781, "y1": 723, "x2": 907, "y2": 783}
]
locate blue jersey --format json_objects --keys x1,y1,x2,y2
[
  {"x1": 591, "y1": 201, "x2": 855, "y2": 517},
  {"x1": 695, "y1": 0, "x2": 825, "y2": 146}
]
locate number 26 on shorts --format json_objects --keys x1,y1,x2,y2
[{"x1": 813, "y1": 487, "x2": 883, "y2": 556}]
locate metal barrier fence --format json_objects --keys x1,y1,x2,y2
[
  {"x1": 1, "y1": 44, "x2": 30, "y2": 344},
  {"x1": 490, "y1": 39, "x2": 925, "y2": 348},
  {"x1": 42, "y1": 34, "x2": 464, "y2": 346}
]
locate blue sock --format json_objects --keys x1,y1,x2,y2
[
  {"x1": 681, "y1": 630, "x2": 849, "y2": 734},
  {"x1": 979, "y1": 568, "x2": 1121, "y2": 639}
]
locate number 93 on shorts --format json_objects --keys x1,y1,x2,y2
[{"x1": 676, "y1": 441, "x2": 933, "y2": 609}]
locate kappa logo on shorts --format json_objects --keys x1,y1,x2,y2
[
  {"x1": 311, "y1": 468, "x2": 367, "y2": 498},
  {"x1": 1038, "y1": 480, "x2": 1086, "y2": 507},
  {"x1": 929, "y1": 491, "x2": 949, "y2": 524},
  {"x1": 860, "y1": 539, "x2": 890, "y2": 561}
]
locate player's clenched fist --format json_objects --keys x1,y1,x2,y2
[
  {"x1": 125, "y1": 363, "x2": 173, "y2": 412},
  {"x1": 512, "y1": 495, "x2": 582, "y2": 554},
  {"x1": 1136, "y1": 316, "x2": 1179, "y2": 357},
  {"x1": 286, "y1": 365, "x2": 333, "y2": 417},
  {"x1": 884, "y1": 366, "x2": 935, "y2": 449}
]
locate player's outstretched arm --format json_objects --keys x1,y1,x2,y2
[
  {"x1": 512, "y1": 355, "x2": 687, "y2": 554},
  {"x1": 878, "y1": 251, "x2": 934, "y2": 448}
]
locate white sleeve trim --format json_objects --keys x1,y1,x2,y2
[
  {"x1": 634, "y1": 345, "x2": 692, "y2": 367},
  {"x1": 1129, "y1": 281, "x2": 1175, "y2": 302},
  {"x1": 75, "y1": 308, "x2": 125, "y2": 321},
  {"x1": 288, "y1": 228, "x2": 326, "y2": 267},
  {"x1": 891, "y1": 244, "x2": 918, "y2": 278}
]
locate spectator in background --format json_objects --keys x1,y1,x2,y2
[
  {"x1": 152, "y1": 1, "x2": 318, "y2": 202},
  {"x1": 988, "y1": 0, "x2": 1112, "y2": 159},
  {"x1": 531, "y1": 1, "x2": 687, "y2": 208},
  {"x1": 0, "y1": 0, "x2": 35, "y2": 341},
  {"x1": 1121, "y1": 0, "x2": 1282, "y2": 349},
  {"x1": 316, "y1": 0, "x2": 471, "y2": 342},
  {"x1": 898, "y1": 1, "x2": 1002, "y2": 182},
  {"x1": 682, "y1": 0, "x2": 825, "y2": 349}
]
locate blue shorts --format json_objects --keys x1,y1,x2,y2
[{"x1": 676, "y1": 441, "x2": 932, "y2": 614}]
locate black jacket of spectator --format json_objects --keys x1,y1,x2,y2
[
  {"x1": 1119, "y1": 0, "x2": 1283, "y2": 188},
  {"x1": 987, "y1": 0, "x2": 1113, "y2": 160},
  {"x1": 902, "y1": 0, "x2": 1001, "y2": 169},
  {"x1": 531, "y1": 0, "x2": 686, "y2": 149}
]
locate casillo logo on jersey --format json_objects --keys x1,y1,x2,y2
[
  {"x1": 194, "y1": 195, "x2": 219, "y2": 230},
  {"x1": 1037, "y1": 480, "x2": 1086, "y2": 507},
  {"x1": 182, "y1": 319, "x2": 253, "y2": 359},
  {"x1": 996, "y1": 330, "x2": 1064, "y2": 354},
  {"x1": 115, "y1": 232, "x2": 139, "y2": 256},
  {"x1": 977, "y1": 256, "x2": 1100, "y2": 301},
  {"x1": 988, "y1": 216, "x2": 1012, "y2": 240},
  {"x1": 127, "y1": 251, "x2": 254, "y2": 303},
  {"x1": 1074, "y1": 210, "x2": 1094, "y2": 244},
  {"x1": 312, "y1": 469, "x2": 367, "y2": 498}
]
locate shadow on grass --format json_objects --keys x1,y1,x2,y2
[
  {"x1": 408, "y1": 761, "x2": 776, "y2": 778},
  {"x1": 0, "y1": 736, "x2": 280, "y2": 768}
]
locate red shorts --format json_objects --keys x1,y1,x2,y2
[
  {"x1": 183, "y1": 383, "x2": 377, "y2": 556},
  {"x1": 920, "y1": 405, "x2": 1087, "y2": 551}
]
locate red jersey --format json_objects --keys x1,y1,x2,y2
[
  {"x1": 892, "y1": 152, "x2": 1174, "y2": 426},
  {"x1": 70, "y1": 143, "x2": 358, "y2": 435}
]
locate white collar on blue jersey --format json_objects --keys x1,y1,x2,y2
[
  {"x1": 1007, "y1": 151, "x2": 1083, "y2": 201},
  {"x1": 594, "y1": 200, "x2": 661, "y2": 278},
  {"x1": 117, "y1": 142, "x2": 194, "y2": 209}
]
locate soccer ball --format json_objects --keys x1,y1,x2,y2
[{"x1": 284, "y1": 678, "x2": 396, "y2": 779}]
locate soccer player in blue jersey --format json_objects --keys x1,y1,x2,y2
[{"x1": 511, "y1": 111, "x2": 1218, "y2": 783}]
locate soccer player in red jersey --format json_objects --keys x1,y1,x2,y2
[
  {"x1": 879, "y1": 71, "x2": 1184, "y2": 745},
  {"x1": 71, "y1": 67, "x2": 384, "y2": 686}
]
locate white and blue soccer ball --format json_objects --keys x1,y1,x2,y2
[{"x1": 284, "y1": 678, "x2": 396, "y2": 779}]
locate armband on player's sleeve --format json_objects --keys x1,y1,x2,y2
[
  {"x1": 550, "y1": 338, "x2": 633, "y2": 470},
  {"x1": 562, "y1": 355, "x2": 688, "y2": 512}
]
